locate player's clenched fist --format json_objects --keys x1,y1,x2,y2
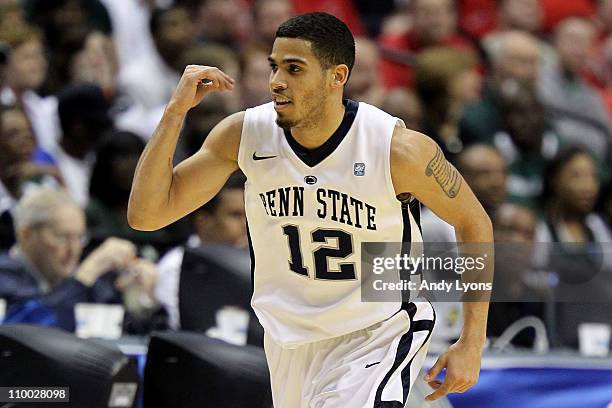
[{"x1": 167, "y1": 65, "x2": 235, "y2": 115}]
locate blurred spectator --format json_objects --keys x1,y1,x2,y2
[
  {"x1": 496, "y1": 0, "x2": 543, "y2": 33},
  {"x1": 461, "y1": 30, "x2": 561, "y2": 203},
  {"x1": 0, "y1": 24, "x2": 60, "y2": 150},
  {"x1": 494, "y1": 202, "x2": 537, "y2": 244},
  {"x1": 536, "y1": 147, "x2": 606, "y2": 297},
  {"x1": 70, "y1": 30, "x2": 118, "y2": 97},
  {"x1": 491, "y1": 29, "x2": 541, "y2": 86},
  {"x1": 0, "y1": 106, "x2": 62, "y2": 251},
  {"x1": 25, "y1": 0, "x2": 113, "y2": 95},
  {"x1": 0, "y1": 187, "x2": 164, "y2": 333},
  {"x1": 0, "y1": 106, "x2": 60, "y2": 195},
  {"x1": 538, "y1": 18, "x2": 611, "y2": 165},
  {"x1": 155, "y1": 172, "x2": 247, "y2": 329},
  {"x1": 239, "y1": 42, "x2": 272, "y2": 110},
  {"x1": 45, "y1": 27, "x2": 118, "y2": 97},
  {"x1": 54, "y1": 82, "x2": 113, "y2": 206},
  {"x1": 87, "y1": 131, "x2": 188, "y2": 252},
  {"x1": 353, "y1": 0, "x2": 396, "y2": 37},
  {"x1": 0, "y1": 0, "x2": 28, "y2": 33},
  {"x1": 252, "y1": 0, "x2": 295, "y2": 47},
  {"x1": 119, "y1": 5, "x2": 194, "y2": 112},
  {"x1": 186, "y1": 0, "x2": 251, "y2": 49},
  {"x1": 86, "y1": 131, "x2": 144, "y2": 240},
  {"x1": 181, "y1": 93, "x2": 232, "y2": 158},
  {"x1": 461, "y1": 31, "x2": 540, "y2": 143},
  {"x1": 488, "y1": 202, "x2": 546, "y2": 347},
  {"x1": 540, "y1": 0, "x2": 595, "y2": 33},
  {"x1": 25, "y1": 0, "x2": 112, "y2": 45},
  {"x1": 588, "y1": 1, "x2": 612, "y2": 115},
  {"x1": 415, "y1": 46, "x2": 481, "y2": 161},
  {"x1": 538, "y1": 148, "x2": 605, "y2": 244},
  {"x1": 378, "y1": 1, "x2": 410, "y2": 38},
  {"x1": 421, "y1": 144, "x2": 507, "y2": 243},
  {"x1": 378, "y1": 0, "x2": 477, "y2": 89},
  {"x1": 345, "y1": 37, "x2": 386, "y2": 107},
  {"x1": 536, "y1": 148, "x2": 612, "y2": 348},
  {"x1": 596, "y1": 0, "x2": 612, "y2": 39},
  {"x1": 456, "y1": 144, "x2": 507, "y2": 217},
  {"x1": 293, "y1": 0, "x2": 365, "y2": 36},
  {"x1": 381, "y1": 88, "x2": 423, "y2": 132},
  {"x1": 494, "y1": 83, "x2": 561, "y2": 205},
  {"x1": 97, "y1": 0, "x2": 158, "y2": 75},
  {"x1": 481, "y1": 0, "x2": 552, "y2": 63},
  {"x1": 69, "y1": 31, "x2": 118, "y2": 100}
]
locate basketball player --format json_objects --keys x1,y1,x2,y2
[{"x1": 128, "y1": 12, "x2": 492, "y2": 407}]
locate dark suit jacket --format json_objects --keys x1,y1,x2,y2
[{"x1": 0, "y1": 253, "x2": 122, "y2": 331}]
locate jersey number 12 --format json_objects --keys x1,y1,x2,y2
[{"x1": 282, "y1": 225, "x2": 356, "y2": 280}]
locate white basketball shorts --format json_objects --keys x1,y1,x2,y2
[{"x1": 264, "y1": 301, "x2": 436, "y2": 408}]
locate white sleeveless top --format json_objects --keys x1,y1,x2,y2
[{"x1": 237, "y1": 100, "x2": 422, "y2": 347}]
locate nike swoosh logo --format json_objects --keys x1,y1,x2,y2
[
  {"x1": 252, "y1": 152, "x2": 277, "y2": 161},
  {"x1": 365, "y1": 362, "x2": 381, "y2": 369}
]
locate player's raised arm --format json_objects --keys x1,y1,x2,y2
[
  {"x1": 127, "y1": 65, "x2": 242, "y2": 231},
  {"x1": 390, "y1": 125, "x2": 494, "y2": 401}
]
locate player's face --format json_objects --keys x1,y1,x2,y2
[{"x1": 268, "y1": 37, "x2": 331, "y2": 130}]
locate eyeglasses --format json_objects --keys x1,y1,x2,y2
[{"x1": 34, "y1": 224, "x2": 88, "y2": 247}]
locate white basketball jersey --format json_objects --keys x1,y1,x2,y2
[{"x1": 238, "y1": 100, "x2": 422, "y2": 347}]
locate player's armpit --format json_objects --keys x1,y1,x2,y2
[{"x1": 389, "y1": 126, "x2": 490, "y2": 235}]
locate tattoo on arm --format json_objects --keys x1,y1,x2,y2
[{"x1": 425, "y1": 146, "x2": 462, "y2": 198}]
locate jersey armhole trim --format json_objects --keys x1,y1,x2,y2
[
  {"x1": 237, "y1": 108, "x2": 251, "y2": 171},
  {"x1": 384, "y1": 118, "x2": 406, "y2": 204}
]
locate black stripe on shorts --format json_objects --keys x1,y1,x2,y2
[{"x1": 373, "y1": 302, "x2": 435, "y2": 408}]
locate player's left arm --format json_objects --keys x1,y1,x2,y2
[{"x1": 390, "y1": 125, "x2": 493, "y2": 401}]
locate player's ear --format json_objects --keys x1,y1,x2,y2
[{"x1": 331, "y1": 64, "x2": 349, "y2": 89}]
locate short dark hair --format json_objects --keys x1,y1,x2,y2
[
  {"x1": 57, "y1": 82, "x2": 111, "y2": 132},
  {"x1": 89, "y1": 131, "x2": 145, "y2": 208},
  {"x1": 275, "y1": 12, "x2": 355, "y2": 73},
  {"x1": 197, "y1": 171, "x2": 246, "y2": 214},
  {"x1": 149, "y1": 5, "x2": 187, "y2": 38}
]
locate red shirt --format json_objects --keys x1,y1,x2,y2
[
  {"x1": 458, "y1": 0, "x2": 498, "y2": 39},
  {"x1": 292, "y1": 0, "x2": 365, "y2": 36},
  {"x1": 541, "y1": 0, "x2": 596, "y2": 32}
]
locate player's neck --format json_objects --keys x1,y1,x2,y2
[{"x1": 290, "y1": 98, "x2": 346, "y2": 150}]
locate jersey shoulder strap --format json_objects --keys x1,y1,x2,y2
[{"x1": 238, "y1": 102, "x2": 277, "y2": 171}]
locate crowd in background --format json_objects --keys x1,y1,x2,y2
[{"x1": 0, "y1": 0, "x2": 611, "y2": 351}]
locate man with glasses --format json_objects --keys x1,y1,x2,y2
[{"x1": 0, "y1": 187, "x2": 158, "y2": 331}]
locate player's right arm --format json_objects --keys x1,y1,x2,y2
[{"x1": 127, "y1": 65, "x2": 242, "y2": 231}]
